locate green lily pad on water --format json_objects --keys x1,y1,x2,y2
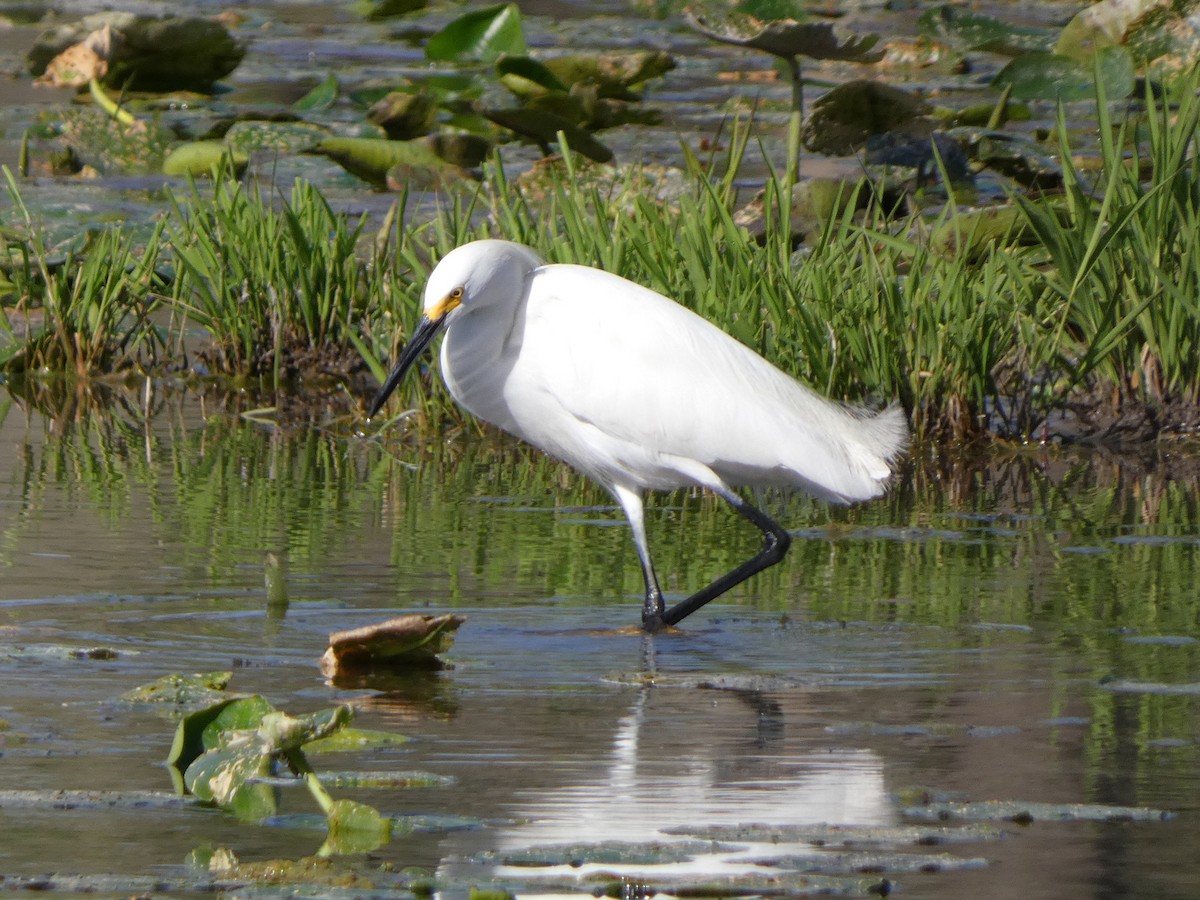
[
  {"x1": 663, "y1": 821, "x2": 1006, "y2": 846},
  {"x1": 537, "y1": 50, "x2": 676, "y2": 100},
  {"x1": 162, "y1": 141, "x2": 249, "y2": 178},
  {"x1": 319, "y1": 798, "x2": 394, "y2": 856},
  {"x1": 479, "y1": 840, "x2": 746, "y2": 867},
  {"x1": 425, "y1": 3, "x2": 526, "y2": 63},
  {"x1": 121, "y1": 671, "x2": 233, "y2": 706},
  {"x1": 801, "y1": 80, "x2": 933, "y2": 156},
  {"x1": 918, "y1": 5, "x2": 1056, "y2": 56},
  {"x1": 305, "y1": 727, "x2": 411, "y2": 753},
  {"x1": 685, "y1": 9, "x2": 883, "y2": 63},
  {"x1": 225, "y1": 120, "x2": 334, "y2": 156},
  {"x1": 167, "y1": 695, "x2": 277, "y2": 776},
  {"x1": 313, "y1": 136, "x2": 475, "y2": 188},
  {"x1": 992, "y1": 48, "x2": 1135, "y2": 101}
]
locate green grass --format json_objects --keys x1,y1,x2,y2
[
  {"x1": 3, "y1": 77, "x2": 1200, "y2": 442},
  {"x1": 0, "y1": 169, "x2": 166, "y2": 378},
  {"x1": 165, "y1": 175, "x2": 371, "y2": 386}
]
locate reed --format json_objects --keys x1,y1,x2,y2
[
  {"x1": 165, "y1": 175, "x2": 370, "y2": 387},
  {"x1": 0, "y1": 168, "x2": 166, "y2": 378}
]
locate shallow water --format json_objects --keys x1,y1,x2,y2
[{"x1": 1, "y1": 390, "x2": 1198, "y2": 897}]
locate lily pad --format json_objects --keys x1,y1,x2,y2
[
  {"x1": 225, "y1": 120, "x2": 334, "y2": 156},
  {"x1": 685, "y1": 11, "x2": 883, "y2": 63},
  {"x1": 121, "y1": 671, "x2": 233, "y2": 706},
  {"x1": 538, "y1": 50, "x2": 676, "y2": 100},
  {"x1": 293, "y1": 73, "x2": 340, "y2": 112},
  {"x1": 162, "y1": 141, "x2": 249, "y2": 178},
  {"x1": 801, "y1": 80, "x2": 933, "y2": 156},
  {"x1": 313, "y1": 136, "x2": 473, "y2": 187},
  {"x1": 319, "y1": 798, "x2": 393, "y2": 856},
  {"x1": 367, "y1": 90, "x2": 437, "y2": 140},
  {"x1": 425, "y1": 3, "x2": 526, "y2": 63},
  {"x1": 483, "y1": 107, "x2": 614, "y2": 162},
  {"x1": 306, "y1": 727, "x2": 411, "y2": 753},
  {"x1": 991, "y1": 48, "x2": 1135, "y2": 101},
  {"x1": 918, "y1": 6, "x2": 1055, "y2": 56},
  {"x1": 167, "y1": 694, "x2": 276, "y2": 776}
]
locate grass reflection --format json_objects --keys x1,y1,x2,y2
[{"x1": 2, "y1": 387, "x2": 1196, "y2": 652}]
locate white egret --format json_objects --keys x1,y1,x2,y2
[{"x1": 370, "y1": 240, "x2": 907, "y2": 632}]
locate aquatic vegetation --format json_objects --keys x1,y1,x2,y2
[
  {"x1": 165, "y1": 174, "x2": 372, "y2": 386},
  {"x1": 0, "y1": 169, "x2": 167, "y2": 377},
  {"x1": 167, "y1": 692, "x2": 394, "y2": 855}
]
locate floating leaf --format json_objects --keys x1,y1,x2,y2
[
  {"x1": 306, "y1": 727, "x2": 411, "y2": 753},
  {"x1": 313, "y1": 136, "x2": 471, "y2": 187},
  {"x1": 293, "y1": 73, "x2": 339, "y2": 112},
  {"x1": 801, "y1": 79, "x2": 932, "y2": 156},
  {"x1": 225, "y1": 120, "x2": 333, "y2": 156},
  {"x1": 918, "y1": 6, "x2": 1055, "y2": 56},
  {"x1": 484, "y1": 107, "x2": 613, "y2": 162},
  {"x1": 497, "y1": 55, "x2": 569, "y2": 100},
  {"x1": 121, "y1": 671, "x2": 232, "y2": 706},
  {"x1": 184, "y1": 736, "x2": 274, "y2": 805},
  {"x1": 167, "y1": 695, "x2": 275, "y2": 777},
  {"x1": 539, "y1": 50, "x2": 676, "y2": 100},
  {"x1": 367, "y1": 90, "x2": 437, "y2": 139},
  {"x1": 992, "y1": 48, "x2": 1135, "y2": 101},
  {"x1": 686, "y1": 11, "x2": 883, "y2": 62},
  {"x1": 425, "y1": 3, "x2": 526, "y2": 63},
  {"x1": 162, "y1": 141, "x2": 249, "y2": 178},
  {"x1": 318, "y1": 799, "x2": 394, "y2": 856},
  {"x1": 357, "y1": 0, "x2": 428, "y2": 19}
]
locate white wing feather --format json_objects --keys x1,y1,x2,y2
[{"x1": 500, "y1": 264, "x2": 905, "y2": 503}]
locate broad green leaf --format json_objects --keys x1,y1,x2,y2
[
  {"x1": 121, "y1": 671, "x2": 232, "y2": 706},
  {"x1": 167, "y1": 695, "x2": 275, "y2": 777},
  {"x1": 992, "y1": 48, "x2": 1135, "y2": 101},
  {"x1": 162, "y1": 141, "x2": 249, "y2": 178},
  {"x1": 539, "y1": 51, "x2": 676, "y2": 99},
  {"x1": 293, "y1": 73, "x2": 339, "y2": 111},
  {"x1": 686, "y1": 12, "x2": 883, "y2": 62},
  {"x1": 484, "y1": 107, "x2": 613, "y2": 162},
  {"x1": 497, "y1": 55, "x2": 569, "y2": 99},
  {"x1": 425, "y1": 3, "x2": 526, "y2": 63},
  {"x1": 318, "y1": 799, "x2": 394, "y2": 856},
  {"x1": 183, "y1": 738, "x2": 273, "y2": 805},
  {"x1": 225, "y1": 120, "x2": 332, "y2": 155},
  {"x1": 918, "y1": 6, "x2": 1055, "y2": 56},
  {"x1": 357, "y1": 0, "x2": 427, "y2": 19},
  {"x1": 313, "y1": 136, "x2": 466, "y2": 187},
  {"x1": 306, "y1": 727, "x2": 411, "y2": 753}
]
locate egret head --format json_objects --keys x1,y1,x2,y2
[{"x1": 368, "y1": 240, "x2": 545, "y2": 418}]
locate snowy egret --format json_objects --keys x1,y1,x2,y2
[{"x1": 370, "y1": 240, "x2": 907, "y2": 632}]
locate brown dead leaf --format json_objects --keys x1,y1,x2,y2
[{"x1": 34, "y1": 24, "x2": 118, "y2": 89}]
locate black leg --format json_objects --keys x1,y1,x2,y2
[{"x1": 660, "y1": 491, "x2": 791, "y2": 628}]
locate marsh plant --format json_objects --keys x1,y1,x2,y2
[
  {"x1": 0, "y1": 169, "x2": 166, "y2": 378},
  {"x1": 4, "y1": 71, "x2": 1200, "y2": 442},
  {"x1": 166, "y1": 175, "x2": 372, "y2": 386}
]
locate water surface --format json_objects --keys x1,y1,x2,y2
[{"x1": 1, "y1": 391, "x2": 1197, "y2": 897}]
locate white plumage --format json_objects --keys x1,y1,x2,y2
[{"x1": 371, "y1": 239, "x2": 907, "y2": 631}]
